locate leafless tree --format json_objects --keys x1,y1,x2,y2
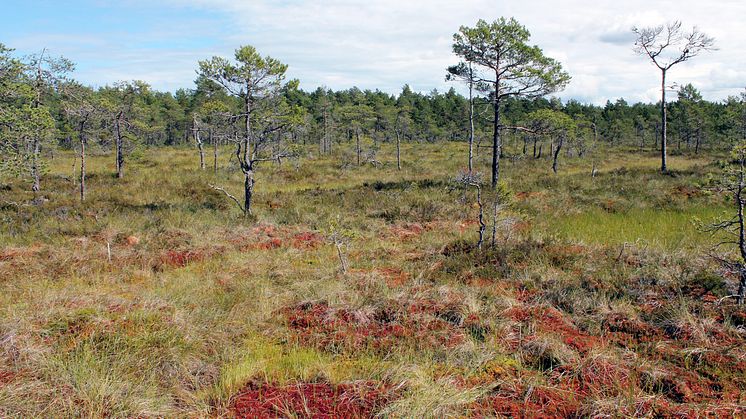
[
  {"x1": 705, "y1": 144, "x2": 746, "y2": 304},
  {"x1": 447, "y1": 57, "x2": 483, "y2": 173},
  {"x1": 633, "y1": 20, "x2": 715, "y2": 172},
  {"x1": 191, "y1": 113, "x2": 206, "y2": 170},
  {"x1": 456, "y1": 170, "x2": 486, "y2": 249}
]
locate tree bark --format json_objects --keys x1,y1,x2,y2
[
  {"x1": 475, "y1": 184, "x2": 485, "y2": 250},
  {"x1": 396, "y1": 129, "x2": 401, "y2": 170},
  {"x1": 31, "y1": 137, "x2": 41, "y2": 192},
  {"x1": 356, "y1": 130, "x2": 361, "y2": 166},
  {"x1": 243, "y1": 90, "x2": 253, "y2": 215},
  {"x1": 552, "y1": 134, "x2": 564, "y2": 174},
  {"x1": 212, "y1": 129, "x2": 218, "y2": 174},
  {"x1": 660, "y1": 68, "x2": 668, "y2": 173},
  {"x1": 492, "y1": 84, "x2": 501, "y2": 187},
  {"x1": 468, "y1": 62, "x2": 475, "y2": 173},
  {"x1": 193, "y1": 115, "x2": 205, "y2": 170},
  {"x1": 115, "y1": 111, "x2": 124, "y2": 179},
  {"x1": 79, "y1": 124, "x2": 86, "y2": 201},
  {"x1": 737, "y1": 156, "x2": 746, "y2": 304}
]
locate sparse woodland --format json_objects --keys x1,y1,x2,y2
[{"x1": 2, "y1": 18, "x2": 746, "y2": 418}]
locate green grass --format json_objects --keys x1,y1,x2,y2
[{"x1": 544, "y1": 205, "x2": 730, "y2": 250}]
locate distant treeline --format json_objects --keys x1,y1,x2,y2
[
  {"x1": 2, "y1": 41, "x2": 746, "y2": 181},
  {"x1": 43, "y1": 79, "x2": 746, "y2": 153}
]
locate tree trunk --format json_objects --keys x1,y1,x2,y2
[
  {"x1": 212, "y1": 130, "x2": 218, "y2": 174},
  {"x1": 31, "y1": 137, "x2": 41, "y2": 192},
  {"x1": 660, "y1": 68, "x2": 668, "y2": 173},
  {"x1": 244, "y1": 169, "x2": 254, "y2": 216},
  {"x1": 476, "y1": 185, "x2": 485, "y2": 250},
  {"x1": 396, "y1": 129, "x2": 401, "y2": 170},
  {"x1": 737, "y1": 157, "x2": 746, "y2": 304},
  {"x1": 491, "y1": 84, "x2": 501, "y2": 187},
  {"x1": 115, "y1": 112, "x2": 124, "y2": 179},
  {"x1": 243, "y1": 91, "x2": 253, "y2": 216},
  {"x1": 356, "y1": 130, "x2": 361, "y2": 165},
  {"x1": 80, "y1": 126, "x2": 86, "y2": 202},
  {"x1": 193, "y1": 115, "x2": 205, "y2": 170},
  {"x1": 468, "y1": 66, "x2": 475, "y2": 173},
  {"x1": 552, "y1": 134, "x2": 564, "y2": 174}
]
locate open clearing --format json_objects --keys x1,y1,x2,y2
[{"x1": 1, "y1": 143, "x2": 744, "y2": 417}]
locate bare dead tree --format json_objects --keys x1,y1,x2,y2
[
  {"x1": 192, "y1": 113, "x2": 206, "y2": 170},
  {"x1": 633, "y1": 20, "x2": 716, "y2": 173},
  {"x1": 456, "y1": 170, "x2": 486, "y2": 249},
  {"x1": 447, "y1": 55, "x2": 483, "y2": 173},
  {"x1": 704, "y1": 143, "x2": 746, "y2": 304}
]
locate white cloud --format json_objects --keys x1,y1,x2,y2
[{"x1": 8, "y1": 0, "x2": 746, "y2": 104}]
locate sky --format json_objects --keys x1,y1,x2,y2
[{"x1": 2, "y1": 0, "x2": 745, "y2": 105}]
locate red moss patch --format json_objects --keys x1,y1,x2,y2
[
  {"x1": 375, "y1": 267, "x2": 409, "y2": 287},
  {"x1": 389, "y1": 223, "x2": 425, "y2": 241},
  {"x1": 251, "y1": 238, "x2": 284, "y2": 251},
  {"x1": 232, "y1": 225, "x2": 324, "y2": 252},
  {"x1": 230, "y1": 380, "x2": 394, "y2": 418},
  {"x1": 515, "y1": 191, "x2": 544, "y2": 201},
  {"x1": 160, "y1": 249, "x2": 206, "y2": 268},
  {"x1": 506, "y1": 305, "x2": 600, "y2": 354},
  {"x1": 470, "y1": 385, "x2": 580, "y2": 418},
  {"x1": 291, "y1": 232, "x2": 324, "y2": 249},
  {"x1": 282, "y1": 300, "x2": 467, "y2": 353},
  {"x1": 0, "y1": 370, "x2": 17, "y2": 386},
  {"x1": 0, "y1": 245, "x2": 41, "y2": 261},
  {"x1": 603, "y1": 313, "x2": 663, "y2": 347},
  {"x1": 673, "y1": 185, "x2": 702, "y2": 199}
]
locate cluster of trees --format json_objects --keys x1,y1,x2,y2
[{"x1": 1, "y1": 20, "x2": 745, "y2": 208}]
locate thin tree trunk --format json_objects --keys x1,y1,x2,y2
[
  {"x1": 491, "y1": 194, "x2": 498, "y2": 248},
  {"x1": 79, "y1": 126, "x2": 86, "y2": 201},
  {"x1": 115, "y1": 112, "x2": 124, "y2": 179},
  {"x1": 475, "y1": 184, "x2": 485, "y2": 250},
  {"x1": 491, "y1": 83, "x2": 501, "y2": 187},
  {"x1": 212, "y1": 130, "x2": 218, "y2": 174},
  {"x1": 552, "y1": 134, "x2": 564, "y2": 174},
  {"x1": 396, "y1": 129, "x2": 401, "y2": 170},
  {"x1": 468, "y1": 62, "x2": 475, "y2": 173},
  {"x1": 736, "y1": 155, "x2": 746, "y2": 304},
  {"x1": 193, "y1": 115, "x2": 205, "y2": 170},
  {"x1": 243, "y1": 92, "x2": 253, "y2": 215},
  {"x1": 244, "y1": 169, "x2": 254, "y2": 216},
  {"x1": 31, "y1": 137, "x2": 41, "y2": 192},
  {"x1": 356, "y1": 130, "x2": 361, "y2": 166},
  {"x1": 660, "y1": 68, "x2": 668, "y2": 173}
]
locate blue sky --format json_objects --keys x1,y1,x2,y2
[{"x1": 2, "y1": 0, "x2": 745, "y2": 104}]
